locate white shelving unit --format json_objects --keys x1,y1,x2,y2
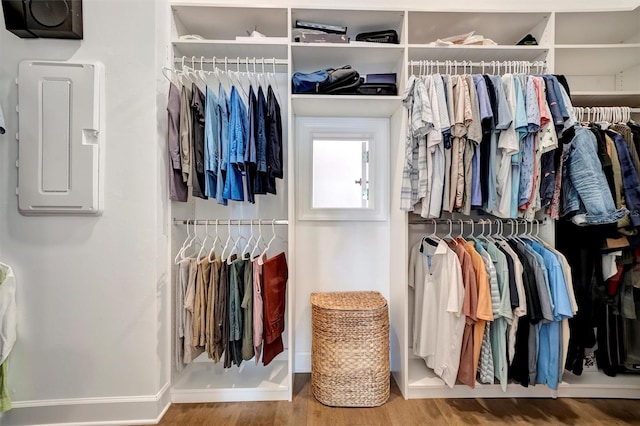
[
  {"x1": 168, "y1": 2, "x2": 640, "y2": 403},
  {"x1": 555, "y1": 9, "x2": 640, "y2": 107}
]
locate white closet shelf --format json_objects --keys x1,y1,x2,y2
[
  {"x1": 171, "y1": 4, "x2": 288, "y2": 40},
  {"x1": 407, "y1": 358, "x2": 640, "y2": 399},
  {"x1": 555, "y1": 9, "x2": 640, "y2": 45},
  {"x1": 171, "y1": 353, "x2": 290, "y2": 403},
  {"x1": 292, "y1": 94, "x2": 402, "y2": 117},
  {"x1": 571, "y1": 91, "x2": 640, "y2": 108},
  {"x1": 172, "y1": 40, "x2": 288, "y2": 60},
  {"x1": 555, "y1": 46, "x2": 640, "y2": 76},
  {"x1": 556, "y1": 43, "x2": 640, "y2": 49},
  {"x1": 407, "y1": 11, "x2": 550, "y2": 46},
  {"x1": 292, "y1": 43, "x2": 404, "y2": 74},
  {"x1": 408, "y1": 45, "x2": 549, "y2": 62},
  {"x1": 291, "y1": 8, "x2": 405, "y2": 40}
]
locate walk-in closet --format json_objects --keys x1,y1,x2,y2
[{"x1": 0, "y1": 1, "x2": 639, "y2": 425}]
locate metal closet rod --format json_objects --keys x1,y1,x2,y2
[
  {"x1": 408, "y1": 217, "x2": 549, "y2": 225},
  {"x1": 408, "y1": 60, "x2": 546, "y2": 67},
  {"x1": 173, "y1": 218, "x2": 288, "y2": 226},
  {"x1": 173, "y1": 56, "x2": 288, "y2": 66}
]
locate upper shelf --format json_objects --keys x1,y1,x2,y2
[
  {"x1": 570, "y1": 91, "x2": 640, "y2": 108},
  {"x1": 292, "y1": 95, "x2": 402, "y2": 117},
  {"x1": 291, "y1": 43, "x2": 404, "y2": 74},
  {"x1": 555, "y1": 8, "x2": 640, "y2": 44},
  {"x1": 408, "y1": 45, "x2": 549, "y2": 62},
  {"x1": 171, "y1": 4, "x2": 288, "y2": 39},
  {"x1": 173, "y1": 40, "x2": 288, "y2": 60},
  {"x1": 291, "y1": 8, "x2": 405, "y2": 43},
  {"x1": 407, "y1": 12, "x2": 551, "y2": 46},
  {"x1": 555, "y1": 45, "x2": 640, "y2": 76}
]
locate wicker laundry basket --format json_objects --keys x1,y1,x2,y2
[{"x1": 310, "y1": 291, "x2": 390, "y2": 407}]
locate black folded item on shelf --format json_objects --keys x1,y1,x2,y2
[
  {"x1": 355, "y1": 30, "x2": 399, "y2": 44},
  {"x1": 517, "y1": 34, "x2": 538, "y2": 45},
  {"x1": 295, "y1": 33, "x2": 349, "y2": 43},
  {"x1": 356, "y1": 83, "x2": 398, "y2": 96},
  {"x1": 295, "y1": 20, "x2": 347, "y2": 34}
]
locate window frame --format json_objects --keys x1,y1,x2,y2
[{"x1": 295, "y1": 117, "x2": 389, "y2": 221}]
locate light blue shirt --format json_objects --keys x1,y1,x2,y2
[
  {"x1": 223, "y1": 86, "x2": 247, "y2": 201},
  {"x1": 527, "y1": 240, "x2": 573, "y2": 391},
  {"x1": 511, "y1": 76, "x2": 528, "y2": 218},
  {"x1": 216, "y1": 84, "x2": 229, "y2": 205},
  {"x1": 204, "y1": 86, "x2": 219, "y2": 198},
  {"x1": 518, "y1": 77, "x2": 541, "y2": 208}
]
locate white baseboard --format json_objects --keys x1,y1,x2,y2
[
  {"x1": 3, "y1": 382, "x2": 171, "y2": 426},
  {"x1": 294, "y1": 352, "x2": 311, "y2": 373}
]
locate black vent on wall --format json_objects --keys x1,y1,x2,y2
[{"x1": 2, "y1": 0, "x2": 83, "y2": 39}]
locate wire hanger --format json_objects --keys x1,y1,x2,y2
[
  {"x1": 221, "y1": 219, "x2": 234, "y2": 262},
  {"x1": 197, "y1": 219, "x2": 211, "y2": 264},
  {"x1": 175, "y1": 219, "x2": 192, "y2": 264},
  {"x1": 207, "y1": 220, "x2": 221, "y2": 262},
  {"x1": 180, "y1": 219, "x2": 201, "y2": 261},
  {"x1": 251, "y1": 219, "x2": 265, "y2": 260},
  {"x1": 443, "y1": 219, "x2": 456, "y2": 244},
  {"x1": 258, "y1": 220, "x2": 278, "y2": 265}
]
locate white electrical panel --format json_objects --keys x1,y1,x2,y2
[{"x1": 17, "y1": 60, "x2": 105, "y2": 215}]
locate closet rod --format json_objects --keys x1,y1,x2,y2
[
  {"x1": 173, "y1": 57, "x2": 288, "y2": 66},
  {"x1": 408, "y1": 217, "x2": 549, "y2": 225},
  {"x1": 173, "y1": 219, "x2": 288, "y2": 226},
  {"x1": 407, "y1": 60, "x2": 546, "y2": 68}
]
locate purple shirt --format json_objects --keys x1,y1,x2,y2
[{"x1": 167, "y1": 83, "x2": 188, "y2": 202}]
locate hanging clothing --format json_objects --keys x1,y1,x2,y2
[
  {"x1": 204, "y1": 86, "x2": 220, "y2": 199},
  {"x1": 409, "y1": 238, "x2": 465, "y2": 387},
  {"x1": 262, "y1": 252, "x2": 288, "y2": 366},
  {"x1": 183, "y1": 259, "x2": 204, "y2": 364},
  {"x1": 167, "y1": 83, "x2": 188, "y2": 202},
  {"x1": 266, "y1": 86, "x2": 284, "y2": 195},
  {"x1": 216, "y1": 85, "x2": 230, "y2": 206},
  {"x1": 241, "y1": 259, "x2": 255, "y2": 361},
  {"x1": 191, "y1": 84, "x2": 207, "y2": 199},
  {"x1": 253, "y1": 256, "x2": 264, "y2": 364},
  {"x1": 206, "y1": 257, "x2": 221, "y2": 360},
  {"x1": 179, "y1": 85, "x2": 193, "y2": 186},
  {"x1": 223, "y1": 87, "x2": 247, "y2": 202}
]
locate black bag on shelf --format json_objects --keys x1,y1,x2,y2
[
  {"x1": 356, "y1": 83, "x2": 398, "y2": 96},
  {"x1": 292, "y1": 65, "x2": 362, "y2": 94},
  {"x1": 355, "y1": 30, "x2": 399, "y2": 44}
]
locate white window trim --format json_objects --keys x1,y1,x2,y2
[{"x1": 296, "y1": 117, "x2": 389, "y2": 221}]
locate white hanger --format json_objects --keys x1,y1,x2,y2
[
  {"x1": 196, "y1": 220, "x2": 211, "y2": 264},
  {"x1": 427, "y1": 219, "x2": 441, "y2": 241},
  {"x1": 465, "y1": 220, "x2": 475, "y2": 239},
  {"x1": 251, "y1": 220, "x2": 265, "y2": 260},
  {"x1": 242, "y1": 220, "x2": 256, "y2": 258},
  {"x1": 207, "y1": 220, "x2": 222, "y2": 262},
  {"x1": 458, "y1": 219, "x2": 465, "y2": 240},
  {"x1": 181, "y1": 219, "x2": 201, "y2": 260},
  {"x1": 162, "y1": 66, "x2": 181, "y2": 88},
  {"x1": 221, "y1": 219, "x2": 234, "y2": 262},
  {"x1": 258, "y1": 220, "x2": 277, "y2": 265},
  {"x1": 174, "y1": 219, "x2": 192, "y2": 264},
  {"x1": 227, "y1": 220, "x2": 246, "y2": 265},
  {"x1": 269, "y1": 57, "x2": 284, "y2": 106},
  {"x1": 443, "y1": 219, "x2": 456, "y2": 245}
]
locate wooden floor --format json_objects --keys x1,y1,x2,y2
[{"x1": 157, "y1": 374, "x2": 640, "y2": 425}]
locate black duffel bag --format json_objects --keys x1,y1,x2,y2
[{"x1": 292, "y1": 65, "x2": 363, "y2": 94}]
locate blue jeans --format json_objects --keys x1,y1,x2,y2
[{"x1": 561, "y1": 127, "x2": 628, "y2": 225}]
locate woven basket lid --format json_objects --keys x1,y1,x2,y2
[{"x1": 311, "y1": 291, "x2": 387, "y2": 311}]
